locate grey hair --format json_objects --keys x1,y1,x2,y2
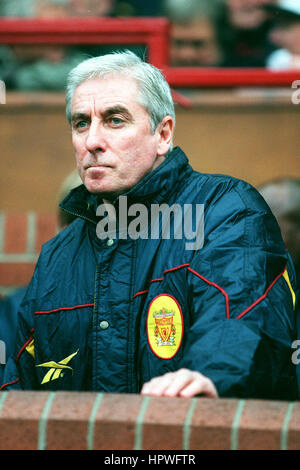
[{"x1": 65, "y1": 50, "x2": 175, "y2": 149}]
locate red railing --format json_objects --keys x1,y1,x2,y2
[
  {"x1": 0, "y1": 17, "x2": 170, "y2": 69},
  {"x1": 164, "y1": 67, "x2": 300, "y2": 88},
  {"x1": 0, "y1": 17, "x2": 299, "y2": 87}
]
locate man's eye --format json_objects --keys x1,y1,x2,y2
[
  {"x1": 76, "y1": 121, "x2": 88, "y2": 129},
  {"x1": 108, "y1": 117, "x2": 124, "y2": 126}
]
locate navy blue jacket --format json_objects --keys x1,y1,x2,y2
[
  {"x1": 0, "y1": 287, "x2": 27, "y2": 384},
  {"x1": 1, "y1": 147, "x2": 298, "y2": 399}
]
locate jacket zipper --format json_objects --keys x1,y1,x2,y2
[{"x1": 59, "y1": 206, "x2": 97, "y2": 226}]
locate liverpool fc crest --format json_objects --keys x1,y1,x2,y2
[
  {"x1": 154, "y1": 308, "x2": 176, "y2": 346},
  {"x1": 147, "y1": 294, "x2": 183, "y2": 359}
]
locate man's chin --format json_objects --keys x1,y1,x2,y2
[
  {"x1": 86, "y1": 185, "x2": 109, "y2": 196},
  {"x1": 84, "y1": 180, "x2": 117, "y2": 200},
  {"x1": 83, "y1": 174, "x2": 104, "y2": 191}
]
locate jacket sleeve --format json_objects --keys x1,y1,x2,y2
[
  {"x1": 294, "y1": 270, "x2": 300, "y2": 397},
  {"x1": 0, "y1": 263, "x2": 40, "y2": 391},
  {"x1": 182, "y1": 180, "x2": 298, "y2": 400}
]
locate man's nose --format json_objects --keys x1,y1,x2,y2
[{"x1": 85, "y1": 120, "x2": 107, "y2": 154}]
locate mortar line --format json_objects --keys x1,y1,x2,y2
[
  {"x1": 26, "y1": 211, "x2": 36, "y2": 255},
  {"x1": 183, "y1": 398, "x2": 198, "y2": 450},
  {"x1": 231, "y1": 399, "x2": 245, "y2": 450},
  {"x1": 281, "y1": 402, "x2": 295, "y2": 450},
  {"x1": 134, "y1": 396, "x2": 151, "y2": 450},
  {"x1": 38, "y1": 391, "x2": 56, "y2": 450},
  {"x1": 86, "y1": 392, "x2": 104, "y2": 450},
  {"x1": 0, "y1": 253, "x2": 38, "y2": 262},
  {"x1": 0, "y1": 391, "x2": 8, "y2": 414},
  {"x1": 0, "y1": 212, "x2": 5, "y2": 254}
]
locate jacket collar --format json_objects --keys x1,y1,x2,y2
[{"x1": 60, "y1": 146, "x2": 191, "y2": 224}]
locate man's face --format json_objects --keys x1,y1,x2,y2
[
  {"x1": 170, "y1": 18, "x2": 221, "y2": 66},
  {"x1": 71, "y1": 76, "x2": 171, "y2": 199}
]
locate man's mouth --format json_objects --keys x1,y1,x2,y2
[{"x1": 85, "y1": 163, "x2": 112, "y2": 170}]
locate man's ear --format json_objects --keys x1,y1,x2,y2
[{"x1": 156, "y1": 116, "x2": 174, "y2": 156}]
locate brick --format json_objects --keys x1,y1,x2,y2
[
  {"x1": 93, "y1": 393, "x2": 144, "y2": 450},
  {"x1": 0, "y1": 262, "x2": 35, "y2": 286},
  {"x1": 46, "y1": 392, "x2": 97, "y2": 450},
  {"x1": 189, "y1": 397, "x2": 238, "y2": 450},
  {"x1": 0, "y1": 392, "x2": 298, "y2": 451},
  {"x1": 142, "y1": 396, "x2": 193, "y2": 450},
  {"x1": 35, "y1": 214, "x2": 57, "y2": 254},
  {"x1": 3, "y1": 213, "x2": 28, "y2": 254},
  {"x1": 238, "y1": 399, "x2": 288, "y2": 450},
  {"x1": 0, "y1": 391, "x2": 50, "y2": 450},
  {"x1": 285, "y1": 402, "x2": 300, "y2": 450}
]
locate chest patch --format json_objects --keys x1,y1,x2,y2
[{"x1": 147, "y1": 294, "x2": 183, "y2": 359}]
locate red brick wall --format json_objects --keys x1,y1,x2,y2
[
  {"x1": 0, "y1": 392, "x2": 299, "y2": 450},
  {"x1": 0, "y1": 212, "x2": 57, "y2": 289}
]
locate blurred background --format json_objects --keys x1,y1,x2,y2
[
  {"x1": 0, "y1": 0, "x2": 299, "y2": 293},
  {"x1": 0, "y1": 0, "x2": 299, "y2": 204}
]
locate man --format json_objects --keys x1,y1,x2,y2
[
  {"x1": 1, "y1": 51, "x2": 298, "y2": 399},
  {"x1": 163, "y1": 0, "x2": 222, "y2": 67}
]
